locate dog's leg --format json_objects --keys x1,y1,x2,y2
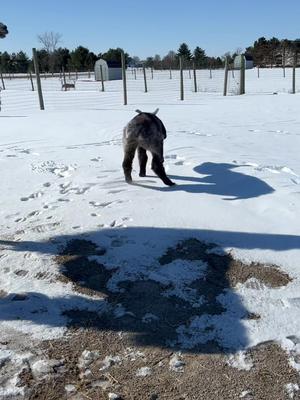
[
  {"x1": 151, "y1": 153, "x2": 175, "y2": 186},
  {"x1": 122, "y1": 143, "x2": 137, "y2": 183},
  {"x1": 138, "y1": 147, "x2": 148, "y2": 177}
]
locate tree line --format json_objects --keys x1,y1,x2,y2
[{"x1": 1, "y1": 26, "x2": 300, "y2": 74}]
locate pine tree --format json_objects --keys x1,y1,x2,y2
[
  {"x1": 193, "y1": 46, "x2": 207, "y2": 68},
  {"x1": 0, "y1": 22, "x2": 8, "y2": 38},
  {"x1": 177, "y1": 43, "x2": 192, "y2": 61}
]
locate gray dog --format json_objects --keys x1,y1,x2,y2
[{"x1": 122, "y1": 109, "x2": 175, "y2": 186}]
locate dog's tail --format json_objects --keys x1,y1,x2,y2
[{"x1": 135, "y1": 108, "x2": 159, "y2": 115}]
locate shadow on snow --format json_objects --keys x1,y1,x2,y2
[{"x1": 0, "y1": 226, "x2": 297, "y2": 353}]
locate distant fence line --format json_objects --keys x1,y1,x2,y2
[{"x1": 0, "y1": 53, "x2": 300, "y2": 112}]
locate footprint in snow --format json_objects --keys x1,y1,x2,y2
[{"x1": 20, "y1": 192, "x2": 44, "y2": 201}]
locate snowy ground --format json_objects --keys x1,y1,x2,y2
[{"x1": 1, "y1": 75, "x2": 300, "y2": 398}]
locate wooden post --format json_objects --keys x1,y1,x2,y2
[
  {"x1": 179, "y1": 56, "x2": 184, "y2": 100},
  {"x1": 143, "y1": 66, "x2": 148, "y2": 92},
  {"x1": 32, "y1": 48, "x2": 45, "y2": 110},
  {"x1": 169, "y1": 67, "x2": 172, "y2": 79},
  {"x1": 257, "y1": 66, "x2": 260, "y2": 78},
  {"x1": 29, "y1": 71, "x2": 34, "y2": 91},
  {"x1": 193, "y1": 62, "x2": 197, "y2": 92},
  {"x1": 100, "y1": 65, "x2": 105, "y2": 92},
  {"x1": 240, "y1": 55, "x2": 245, "y2": 95},
  {"x1": 292, "y1": 54, "x2": 296, "y2": 94},
  {"x1": 134, "y1": 68, "x2": 136, "y2": 80},
  {"x1": 151, "y1": 67, "x2": 153, "y2": 79},
  {"x1": 0, "y1": 69, "x2": 5, "y2": 90},
  {"x1": 62, "y1": 67, "x2": 67, "y2": 91},
  {"x1": 121, "y1": 50, "x2": 127, "y2": 105},
  {"x1": 209, "y1": 64, "x2": 212, "y2": 79},
  {"x1": 223, "y1": 57, "x2": 229, "y2": 96}
]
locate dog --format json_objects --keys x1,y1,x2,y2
[{"x1": 122, "y1": 109, "x2": 175, "y2": 186}]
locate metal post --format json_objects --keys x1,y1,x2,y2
[
  {"x1": 121, "y1": 50, "x2": 127, "y2": 105},
  {"x1": 179, "y1": 56, "x2": 184, "y2": 101},
  {"x1": 32, "y1": 48, "x2": 45, "y2": 110},
  {"x1": 143, "y1": 66, "x2": 148, "y2": 93}
]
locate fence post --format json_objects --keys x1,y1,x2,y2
[
  {"x1": 143, "y1": 66, "x2": 148, "y2": 93},
  {"x1": 239, "y1": 55, "x2": 245, "y2": 95},
  {"x1": 209, "y1": 64, "x2": 212, "y2": 79},
  {"x1": 29, "y1": 70, "x2": 34, "y2": 91},
  {"x1": 0, "y1": 69, "x2": 5, "y2": 90},
  {"x1": 257, "y1": 66, "x2": 260, "y2": 78},
  {"x1": 223, "y1": 57, "x2": 229, "y2": 96},
  {"x1": 193, "y1": 62, "x2": 197, "y2": 92},
  {"x1": 100, "y1": 65, "x2": 105, "y2": 92},
  {"x1": 121, "y1": 50, "x2": 127, "y2": 105},
  {"x1": 169, "y1": 67, "x2": 172, "y2": 79},
  {"x1": 151, "y1": 67, "x2": 153, "y2": 79},
  {"x1": 179, "y1": 56, "x2": 184, "y2": 100},
  {"x1": 283, "y1": 47, "x2": 286, "y2": 78},
  {"x1": 134, "y1": 68, "x2": 136, "y2": 80},
  {"x1": 32, "y1": 48, "x2": 45, "y2": 110},
  {"x1": 62, "y1": 67, "x2": 67, "y2": 91},
  {"x1": 292, "y1": 54, "x2": 296, "y2": 94}
]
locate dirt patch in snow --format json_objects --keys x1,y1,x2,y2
[
  {"x1": 26, "y1": 338, "x2": 300, "y2": 400},
  {"x1": 12, "y1": 237, "x2": 295, "y2": 399},
  {"x1": 159, "y1": 238, "x2": 291, "y2": 289}
]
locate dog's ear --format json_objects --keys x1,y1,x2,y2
[
  {"x1": 152, "y1": 108, "x2": 159, "y2": 115},
  {"x1": 135, "y1": 109, "x2": 143, "y2": 114}
]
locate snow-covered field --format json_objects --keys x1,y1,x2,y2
[{"x1": 1, "y1": 72, "x2": 300, "y2": 398}]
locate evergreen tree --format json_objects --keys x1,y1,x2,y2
[
  {"x1": 193, "y1": 46, "x2": 207, "y2": 67},
  {"x1": 69, "y1": 46, "x2": 90, "y2": 70},
  {"x1": 0, "y1": 51, "x2": 10, "y2": 72},
  {"x1": 15, "y1": 51, "x2": 30, "y2": 73},
  {"x1": 0, "y1": 22, "x2": 8, "y2": 38},
  {"x1": 101, "y1": 48, "x2": 129, "y2": 65},
  {"x1": 177, "y1": 43, "x2": 192, "y2": 61}
]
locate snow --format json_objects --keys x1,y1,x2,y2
[
  {"x1": 2, "y1": 70, "x2": 300, "y2": 392},
  {"x1": 136, "y1": 366, "x2": 152, "y2": 377},
  {"x1": 226, "y1": 351, "x2": 253, "y2": 371}
]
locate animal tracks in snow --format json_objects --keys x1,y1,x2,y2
[
  {"x1": 165, "y1": 154, "x2": 191, "y2": 167},
  {"x1": 234, "y1": 161, "x2": 299, "y2": 181},
  {"x1": 31, "y1": 161, "x2": 77, "y2": 178},
  {"x1": 20, "y1": 191, "x2": 44, "y2": 202}
]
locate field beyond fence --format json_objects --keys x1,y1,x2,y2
[{"x1": 0, "y1": 67, "x2": 299, "y2": 113}]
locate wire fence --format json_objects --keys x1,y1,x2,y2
[{"x1": 0, "y1": 67, "x2": 299, "y2": 113}]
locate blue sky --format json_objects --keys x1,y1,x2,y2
[{"x1": 1, "y1": 0, "x2": 300, "y2": 58}]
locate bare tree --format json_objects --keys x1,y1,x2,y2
[
  {"x1": 37, "y1": 31, "x2": 62, "y2": 53},
  {"x1": 0, "y1": 22, "x2": 8, "y2": 38}
]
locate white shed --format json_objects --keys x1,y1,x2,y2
[
  {"x1": 94, "y1": 59, "x2": 122, "y2": 81},
  {"x1": 234, "y1": 54, "x2": 254, "y2": 70}
]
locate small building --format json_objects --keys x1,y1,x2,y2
[
  {"x1": 94, "y1": 59, "x2": 122, "y2": 81},
  {"x1": 234, "y1": 54, "x2": 254, "y2": 70}
]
